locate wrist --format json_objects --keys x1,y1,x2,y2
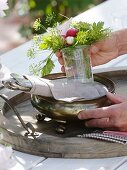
[{"x1": 115, "y1": 29, "x2": 127, "y2": 56}]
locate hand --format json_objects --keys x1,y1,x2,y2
[
  {"x1": 90, "y1": 32, "x2": 119, "y2": 66},
  {"x1": 56, "y1": 31, "x2": 119, "y2": 70},
  {"x1": 78, "y1": 92, "x2": 127, "y2": 131},
  {"x1": 55, "y1": 51, "x2": 65, "y2": 72}
]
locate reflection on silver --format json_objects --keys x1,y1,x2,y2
[{"x1": 2, "y1": 73, "x2": 32, "y2": 91}]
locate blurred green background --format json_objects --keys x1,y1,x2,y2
[
  {"x1": 0, "y1": 0, "x2": 106, "y2": 54},
  {"x1": 8, "y1": 0, "x2": 106, "y2": 38}
]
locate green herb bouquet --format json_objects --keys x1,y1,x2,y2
[{"x1": 28, "y1": 16, "x2": 111, "y2": 77}]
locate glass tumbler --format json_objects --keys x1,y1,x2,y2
[{"x1": 61, "y1": 45, "x2": 93, "y2": 83}]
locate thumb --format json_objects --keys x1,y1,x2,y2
[
  {"x1": 106, "y1": 92, "x2": 127, "y2": 104},
  {"x1": 90, "y1": 44, "x2": 99, "y2": 54},
  {"x1": 91, "y1": 39, "x2": 105, "y2": 54}
]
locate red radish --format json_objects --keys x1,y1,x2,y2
[{"x1": 66, "y1": 28, "x2": 78, "y2": 37}]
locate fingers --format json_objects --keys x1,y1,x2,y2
[
  {"x1": 78, "y1": 100, "x2": 127, "y2": 130},
  {"x1": 56, "y1": 50, "x2": 64, "y2": 66},
  {"x1": 55, "y1": 50, "x2": 65, "y2": 72},
  {"x1": 58, "y1": 57, "x2": 64, "y2": 65},
  {"x1": 55, "y1": 51, "x2": 62, "y2": 58},
  {"x1": 78, "y1": 107, "x2": 109, "y2": 120},
  {"x1": 85, "y1": 117, "x2": 111, "y2": 128},
  {"x1": 106, "y1": 92, "x2": 127, "y2": 104},
  {"x1": 61, "y1": 65, "x2": 65, "y2": 72}
]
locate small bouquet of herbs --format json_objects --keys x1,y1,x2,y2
[{"x1": 28, "y1": 14, "x2": 111, "y2": 76}]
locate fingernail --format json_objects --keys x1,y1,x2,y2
[{"x1": 77, "y1": 113, "x2": 82, "y2": 119}]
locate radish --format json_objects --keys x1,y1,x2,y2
[{"x1": 66, "y1": 28, "x2": 78, "y2": 37}]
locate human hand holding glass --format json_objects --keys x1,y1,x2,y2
[
  {"x1": 56, "y1": 28, "x2": 127, "y2": 131},
  {"x1": 56, "y1": 31, "x2": 119, "y2": 69}
]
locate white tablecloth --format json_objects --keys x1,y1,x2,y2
[{"x1": 1, "y1": 0, "x2": 127, "y2": 169}]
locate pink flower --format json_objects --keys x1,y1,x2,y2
[{"x1": 0, "y1": 0, "x2": 9, "y2": 17}]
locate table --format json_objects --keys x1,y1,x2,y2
[{"x1": 1, "y1": 0, "x2": 127, "y2": 169}]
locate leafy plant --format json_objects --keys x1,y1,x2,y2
[{"x1": 28, "y1": 15, "x2": 111, "y2": 76}]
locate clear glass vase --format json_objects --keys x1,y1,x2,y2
[{"x1": 61, "y1": 45, "x2": 93, "y2": 83}]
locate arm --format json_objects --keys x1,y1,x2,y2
[{"x1": 90, "y1": 29, "x2": 127, "y2": 66}]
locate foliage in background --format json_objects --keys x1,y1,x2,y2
[
  {"x1": 8, "y1": 0, "x2": 105, "y2": 37},
  {"x1": 8, "y1": 0, "x2": 107, "y2": 37},
  {"x1": 28, "y1": 0, "x2": 103, "y2": 34}
]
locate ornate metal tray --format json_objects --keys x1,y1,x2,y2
[{"x1": 0, "y1": 70, "x2": 127, "y2": 158}]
